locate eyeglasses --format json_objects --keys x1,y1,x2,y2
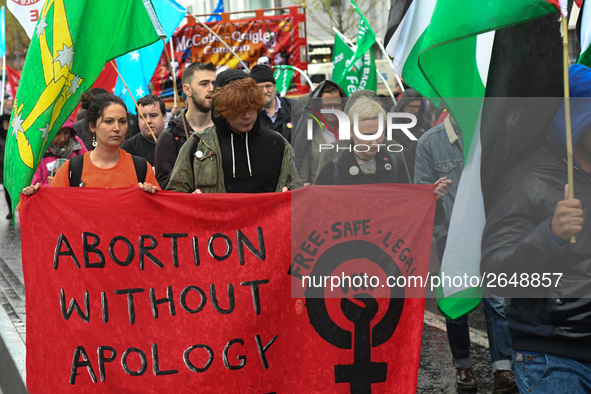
[{"x1": 321, "y1": 103, "x2": 343, "y2": 109}]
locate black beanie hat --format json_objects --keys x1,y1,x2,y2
[
  {"x1": 214, "y1": 68, "x2": 250, "y2": 89},
  {"x1": 250, "y1": 65, "x2": 275, "y2": 85}
]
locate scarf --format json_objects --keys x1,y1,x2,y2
[{"x1": 48, "y1": 137, "x2": 79, "y2": 158}]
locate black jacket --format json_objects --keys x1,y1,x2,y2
[
  {"x1": 259, "y1": 96, "x2": 303, "y2": 144},
  {"x1": 482, "y1": 117, "x2": 591, "y2": 362},
  {"x1": 154, "y1": 111, "x2": 193, "y2": 189},
  {"x1": 316, "y1": 147, "x2": 410, "y2": 186},
  {"x1": 121, "y1": 133, "x2": 156, "y2": 166}
]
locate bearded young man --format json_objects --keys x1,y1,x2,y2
[{"x1": 154, "y1": 62, "x2": 216, "y2": 189}]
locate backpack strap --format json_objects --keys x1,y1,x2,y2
[
  {"x1": 68, "y1": 154, "x2": 85, "y2": 187},
  {"x1": 69, "y1": 154, "x2": 148, "y2": 186},
  {"x1": 189, "y1": 134, "x2": 200, "y2": 157},
  {"x1": 131, "y1": 155, "x2": 147, "y2": 183}
]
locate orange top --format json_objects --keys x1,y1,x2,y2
[{"x1": 51, "y1": 149, "x2": 160, "y2": 189}]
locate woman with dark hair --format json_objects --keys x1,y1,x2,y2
[{"x1": 22, "y1": 92, "x2": 159, "y2": 195}]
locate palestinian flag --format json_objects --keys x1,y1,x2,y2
[
  {"x1": 385, "y1": 0, "x2": 565, "y2": 320},
  {"x1": 3, "y1": 0, "x2": 162, "y2": 213}
]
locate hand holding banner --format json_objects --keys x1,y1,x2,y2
[{"x1": 21, "y1": 184, "x2": 435, "y2": 393}]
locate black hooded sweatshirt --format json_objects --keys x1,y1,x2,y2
[{"x1": 213, "y1": 69, "x2": 286, "y2": 193}]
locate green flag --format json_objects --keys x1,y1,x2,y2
[
  {"x1": 333, "y1": 0, "x2": 376, "y2": 84},
  {"x1": 273, "y1": 65, "x2": 294, "y2": 96},
  {"x1": 4, "y1": 0, "x2": 161, "y2": 212},
  {"x1": 333, "y1": 33, "x2": 377, "y2": 95},
  {"x1": 386, "y1": 0, "x2": 561, "y2": 320}
]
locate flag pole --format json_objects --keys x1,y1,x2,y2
[
  {"x1": 374, "y1": 38, "x2": 405, "y2": 94},
  {"x1": 190, "y1": 12, "x2": 250, "y2": 70},
  {"x1": 160, "y1": 37, "x2": 189, "y2": 141},
  {"x1": 333, "y1": 27, "x2": 397, "y2": 106},
  {"x1": 561, "y1": 15, "x2": 576, "y2": 244},
  {"x1": 169, "y1": 39, "x2": 177, "y2": 108},
  {"x1": 345, "y1": 0, "x2": 404, "y2": 93},
  {"x1": 273, "y1": 65, "x2": 314, "y2": 88},
  {"x1": 110, "y1": 61, "x2": 158, "y2": 143}
]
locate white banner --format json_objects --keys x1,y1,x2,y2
[{"x1": 7, "y1": 0, "x2": 44, "y2": 39}]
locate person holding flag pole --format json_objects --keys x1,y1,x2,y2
[
  {"x1": 482, "y1": 4, "x2": 591, "y2": 391},
  {"x1": 4, "y1": 0, "x2": 166, "y2": 213}
]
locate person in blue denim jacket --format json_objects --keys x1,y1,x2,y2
[{"x1": 414, "y1": 114, "x2": 516, "y2": 393}]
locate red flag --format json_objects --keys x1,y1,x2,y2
[
  {"x1": 4, "y1": 65, "x2": 20, "y2": 100},
  {"x1": 91, "y1": 62, "x2": 118, "y2": 93},
  {"x1": 20, "y1": 185, "x2": 435, "y2": 393}
]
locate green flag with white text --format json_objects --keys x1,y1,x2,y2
[
  {"x1": 333, "y1": 33, "x2": 377, "y2": 95},
  {"x1": 333, "y1": 0, "x2": 377, "y2": 85},
  {"x1": 4, "y1": 0, "x2": 161, "y2": 212},
  {"x1": 273, "y1": 65, "x2": 294, "y2": 96}
]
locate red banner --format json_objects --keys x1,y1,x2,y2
[
  {"x1": 151, "y1": 7, "x2": 309, "y2": 97},
  {"x1": 20, "y1": 184, "x2": 435, "y2": 393}
]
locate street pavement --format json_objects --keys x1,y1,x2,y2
[{"x1": 0, "y1": 185, "x2": 496, "y2": 393}]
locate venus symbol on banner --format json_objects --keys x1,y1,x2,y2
[{"x1": 304, "y1": 240, "x2": 405, "y2": 393}]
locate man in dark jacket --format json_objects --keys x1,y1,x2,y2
[
  {"x1": 481, "y1": 63, "x2": 591, "y2": 392},
  {"x1": 121, "y1": 95, "x2": 166, "y2": 166},
  {"x1": 154, "y1": 62, "x2": 215, "y2": 189},
  {"x1": 250, "y1": 64, "x2": 303, "y2": 143}
]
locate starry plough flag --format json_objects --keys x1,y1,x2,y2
[{"x1": 4, "y1": 0, "x2": 163, "y2": 212}]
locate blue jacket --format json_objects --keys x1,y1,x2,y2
[{"x1": 414, "y1": 117, "x2": 463, "y2": 239}]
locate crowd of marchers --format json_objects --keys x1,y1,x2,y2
[{"x1": 8, "y1": 61, "x2": 591, "y2": 394}]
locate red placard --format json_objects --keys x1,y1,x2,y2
[
  {"x1": 20, "y1": 184, "x2": 435, "y2": 393},
  {"x1": 151, "y1": 7, "x2": 309, "y2": 97}
]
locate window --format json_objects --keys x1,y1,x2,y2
[{"x1": 247, "y1": 0, "x2": 274, "y2": 9}]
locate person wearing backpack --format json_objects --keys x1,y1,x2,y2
[{"x1": 22, "y1": 92, "x2": 159, "y2": 196}]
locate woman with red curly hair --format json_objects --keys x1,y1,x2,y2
[{"x1": 166, "y1": 69, "x2": 296, "y2": 193}]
